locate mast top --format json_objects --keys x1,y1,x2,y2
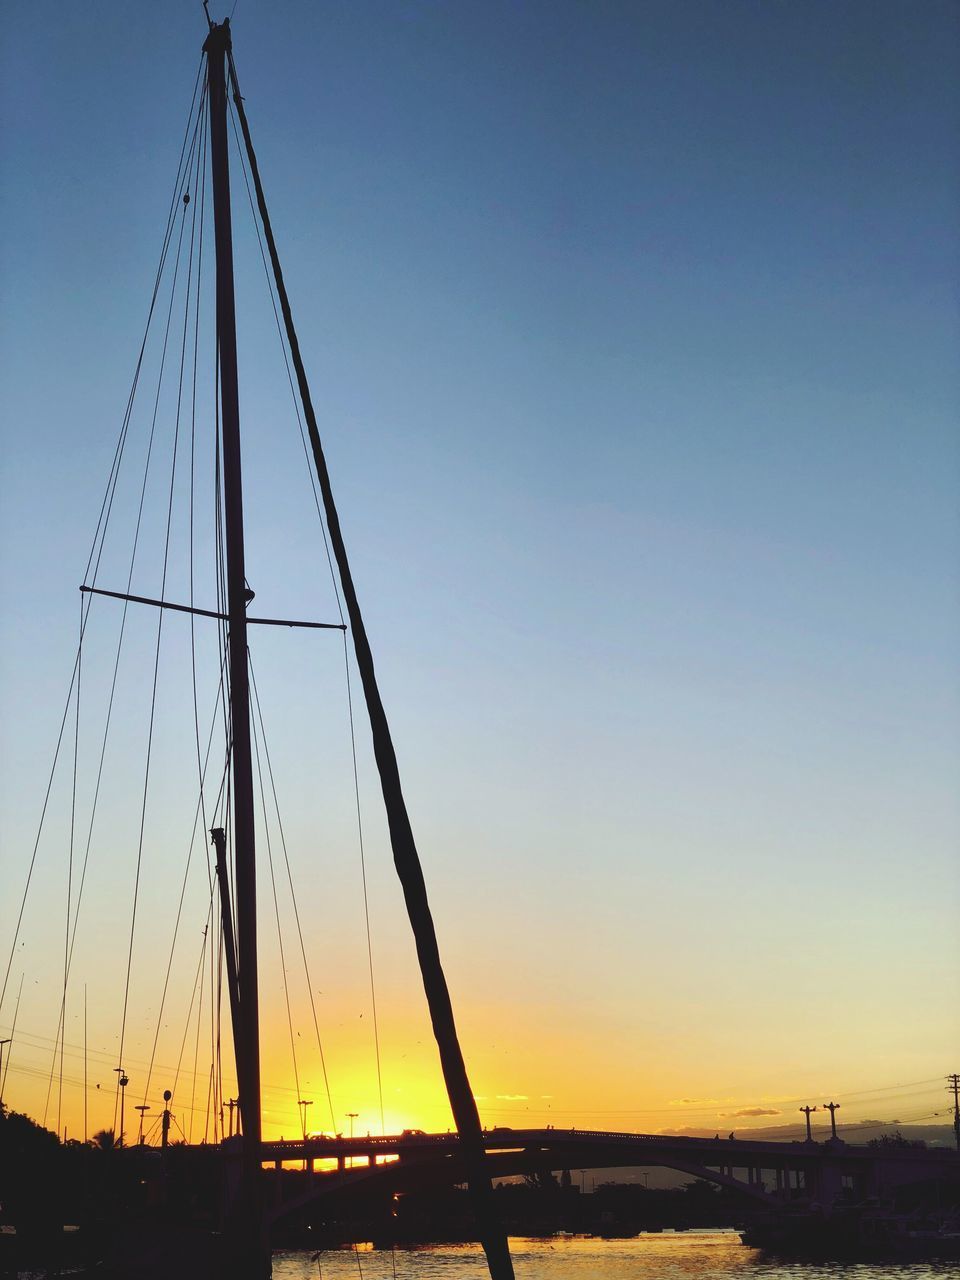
[{"x1": 203, "y1": 16, "x2": 231, "y2": 54}]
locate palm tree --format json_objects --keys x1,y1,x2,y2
[{"x1": 91, "y1": 1127, "x2": 116, "y2": 1150}]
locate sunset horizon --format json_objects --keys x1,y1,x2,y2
[{"x1": 1, "y1": 2, "x2": 957, "y2": 1275}]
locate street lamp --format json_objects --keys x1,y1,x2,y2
[
  {"x1": 114, "y1": 1068, "x2": 129, "y2": 1148},
  {"x1": 135, "y1": 1105, "x2": 151, "y2": 1145},
  {"x1": 346, "y1": 1112, "x2": 359, "y2": 1169},
  {"x1": 297, "y1": 1099, "x2": 313, "y2": 1171}
]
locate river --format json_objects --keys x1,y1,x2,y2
[{"x1": 272, "y1": 1232, "x2": 960, "y2": 1279}]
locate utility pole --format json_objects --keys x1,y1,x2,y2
[
  {"x1": 799, "y1": 1105, "x2": 818, "y2": 1143},
  {"x1": 226, "y1": 1097, "x2": 238, "y2": 1139},
  {"x1": 345, "y1": 1111, "x2": 358, "y2": 1170},
  {"x1": 135, "y1": 1104, "x2": 151, "y2": 1145},
  {"x1": 947, "y1": 1074, "x2": 960, "y2": 1153},
  {"x1": 823, "y1": 1101, "x2": 840, "y2": 1141}
]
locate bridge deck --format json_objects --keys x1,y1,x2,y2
[{"x1": 259, "y1": 1128, "x2": 956, "y2": 1167}]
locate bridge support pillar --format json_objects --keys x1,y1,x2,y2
[{"x1": 337, "y1": 1155, "x2": 346, "y2": 1172}]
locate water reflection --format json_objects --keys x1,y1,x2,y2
[{"x1": 272, "y1": 1232, "x2": 959, "y2": 1279}]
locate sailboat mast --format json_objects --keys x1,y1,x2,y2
[
  {"x1": 204, "y1": 15, "x2": 262, "y2": 1184},
  {"x1": 227, "y1": 51, "x2": 515, "y2": 1280}
]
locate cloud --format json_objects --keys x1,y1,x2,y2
[
  {"x1": 496, "y1": 1094, "x2": 528, "y2": 1101},
  {"x1": 721, "y1": 1107, "x2": 782, "y2": 1118},
  {"x1": 668, "y1": 1098, "x2": 721, "y2": 1106}
]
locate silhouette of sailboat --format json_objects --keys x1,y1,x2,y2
[
  {"x1": 4, "y1": 16, "x2": 515, "y2": 1280},
  {"x1": 201, "y1": 17, "x2": 514, "y2": 1277}
]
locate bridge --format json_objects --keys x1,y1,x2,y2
[{"x1": 251, "y1": 1128, "x2": 959, "y2": 1226}]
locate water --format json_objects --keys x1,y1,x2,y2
[{"x1": 272, "y1": 1233, "x2": 960, "y2": 1279}]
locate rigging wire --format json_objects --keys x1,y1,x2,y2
[
  {"x1": 340, "y1": 631, "x2": 386, "y2": 1135},
  {"x1": 248, "y1": 657, "x2": 336, "y2": 1132},
  {"x1": 136, "y1": 74, "x2": 217, "y2": 1116},
  {"x1": 187, "y1": 920, "x2": 209, "y2": 1144},
  {"x1": 54, "y1": 600, "x2": 82, "y2": 1133},
  {"x1": 140, "y1": 660, "x2": 230, "y2": 1108},
  {"x1": 249, "y1": 689, "x2": 305, "y2": 1127},
  {"x1": 190, "y1": 83, "x2": 215, "y2": 902},
  {"x1": 0, "y1": 974, "x2": 24, "y2": 1099},
  {"x1": 5, "y1": 1017, "x2": 364, "y2": 1109},
  {"x1": 0, "y1": 642, "x2": 82, "y2": 1018},
  {"x1": 113, "y1": 173, "x2": 198, "y2": 1136},
  {"x1": 80, "y1": 57, "x2": 205, "y2": 599},
  {"x1": 6, "y1": 1016, "x2": 946, "y2": 1121},
  {"x1": 1, "y1": 63, "x2": 211, "y2": 1128},
  {"x1": 224, "y1": 97, "x2": 391, "y2": 1228},
  {"x1": 135, "y1": 110, "x2": 222, "y2": 1109},
  {"x1": 40, "y1": 83, "x2": 211, "y2": 1128},
  {"x1": 228, "y1": 89, "x2": 387, "y2": 1141},
  {"x1": 225, "y1": 97, "x2": 344, "y2": 626},
  {"x1": 172, "y1": 894, "x2": 214, "y2": 1102}
]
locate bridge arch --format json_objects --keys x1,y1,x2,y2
[{"x1": 266, "y1": 1143, "x2": 775, "y2": 1228}]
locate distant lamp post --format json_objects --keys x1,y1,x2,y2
[
  {"x1": 162, "y1": 1090, "x2": 173, "y2": 1149},
  {"x1": 114, "y1": 1068, "x2": 129, "y2": 1148},
  {"x1": 641, "y1": 1171, "x2": 649, "y2": 1190},
  {"x1": 298, "y1": 1099, "x2": 313, "y2": 1171},
  {"x1": 578, "y1": 1170, "x2": 587, "y2": 1194},
  {"x1": 135, "y1": 1104, "x2": 151, "y2": 1145},
  {"x1": 823, "y1": 1101, "x2": 840, "y2": 1141},
  {"x1": 948, "y1": 1074, "x2": 960, "y2": 1154},
  {"x1": 0, "y1": 1039, "x2": 10, "y2": 1110},
  {"x1": 346, "y1": 1112, "x2": 359, "y2": 1169},
  {"x1": 799, "y1": 1105, "x2": 818, "y2": 1143}
]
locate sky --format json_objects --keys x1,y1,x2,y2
[{"x1": 1, "y1": 1, "x2": 959, "y2": 1149}]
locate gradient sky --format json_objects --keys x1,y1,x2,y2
[{"x1": 1, "y1": 1, "x2": 958, "y2": 1147}]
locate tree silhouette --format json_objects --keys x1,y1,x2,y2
[{"x1": 91, "y1": 1127, "x2": 116, "y2": 1151}]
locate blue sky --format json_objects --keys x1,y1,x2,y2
[{"x1": 1, "y1": 1, "x2": 958, "y2": 1139}]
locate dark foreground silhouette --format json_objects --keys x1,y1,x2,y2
[{"x1": 3, "y1": 1107, "x2": 959, "y2": 1275}]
